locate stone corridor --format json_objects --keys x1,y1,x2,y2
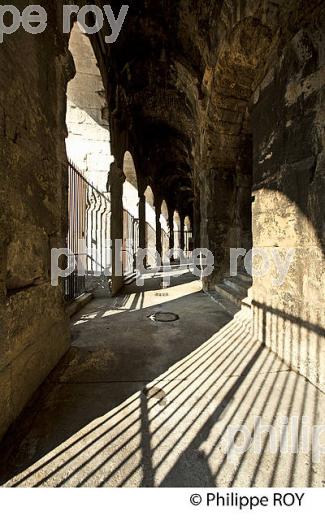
[
  {"x1": 1, "y1": 268, "x2": 324, "y2": 487},
  {"x1": 1, "y1": 0, "x2": 325, "y2": 490}
]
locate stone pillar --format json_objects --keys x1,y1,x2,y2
[
  {"x1": 179, "y1": 214, "x2": 185, "y2": 252},
  {"x1": 235, "y1": 140, "x2": 253, "y2": 256},
  {"x1": 155, "y1": 196, "x2": 162, "y2": 264},
  {"x1": 138, "y1": 191, "x2": 146, "y2": 249},
  {"x1": 138, "y1": 188, "x2": 147, "y2": 268},
  {"x1": 204, "y1": 167, "x2": 235, "y2": 288},
  {"x1": 168, "y1": 207, "x2": 175, "y2": 253},
  {"x1": 109, "y1": 162, "x2": 125, "y2": 295},
  {"x1": 193, "y1": 186, "x2": 201, "y2": 249}
]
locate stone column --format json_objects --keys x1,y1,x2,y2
[
  {"x1": 138, "y1": 186, "x2": 146, "y2": 251},
  {"x1": 179, "y1": 214, "x2": 185, "y2": 252},
  {"x1": 193, "y1": 187, "x2": 201, "y2": 249},
  {"x1": 138, "y1": 188, "x2": 147, "y2": 269},
  {"x1": 109, "y1": 162, "x2": 125, "y2": 295},
  {"x1": 155, "y1": 196, "x2": 162, "y2": 265},
  {"x1": 235, "y1": 140, "x2": 253, "y2": 257},
  {"x1": 204, "y1": 167, "x2": 235, "y2": 288},
  {"x1": 168, "y1": 207, "x2": 175, "y2": 254}
]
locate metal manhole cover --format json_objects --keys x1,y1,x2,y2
[
  {"x1": 143, "y1": 386, "x2": 167, "y2": 406},
  {"x1": 147, "y1": 312, "x2": 180, "y2": 322}
]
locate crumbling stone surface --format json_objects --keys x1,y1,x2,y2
[{"x1": 0, "y1": 1, "x2": 72, "y2": 440}]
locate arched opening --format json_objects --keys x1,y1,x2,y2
[
  {"x1": 65, "y1": 23, "x2": 113, "y2": 299},
  {"x1": 122, "y1": 151, "x2": 139, "y2": 277},
  {"x1": 201, "y1": 17, "x2": 271, "y2": 286},
  {"x1": 160, "y1": 200, "x2": 169, "y2": 262},
  {"x1": 173, "y1": 210, "x2": 181, "y2": 260},
  {"x1": 184, "y1": 216, "x2": 193, "y2": 257},
  {"x1": 66, "y1": 23, "x2": 112, "y2": 192},
  {"x1": 144, "y1": 186, "x2": 156, "y2": 266}
]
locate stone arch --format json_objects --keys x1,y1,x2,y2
[
  {"x1": 160, "y1": 200, "x2": 169, "y2": 260},
  {"x1": 184, "y1": 216, "x2": 191, "y2": 231},
  {"x1": 123, "y1": 151, "x2": 138, "y2": 188},
  {"x1": 144, "y1": 185, "x2": 155, "y2": 209},
  {"x1": 160, "y1": 200, "x2": 169, "y2": 230},
  {"x1": 66, "y1": 22, "x2": 113, "y2": 192},
  {"x1": 121, "y1": 151, "x2": 139, "y2": 276},
  {"x1": 123, "y1": 151, "x2": 139, "y2": 218},
  {"x1": 184, "y1": 216, "x2": 193, "y2": 255},
  {"x1": 201, "y1": 16, "x2": 276, "y2": 283},
  {"x1": 201, "y1": 10, "x2": 325, "y2": 389},
  {"x1": 144, "y1": 186, "x2": 156, "y2": 263},
  {"x1": 173, "y1": 210, "x2": 181, "y2": 259}
]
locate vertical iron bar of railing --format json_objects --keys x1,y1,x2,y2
[{"x1": 65, "y1": 161, "x2": 111, "y2": 302}]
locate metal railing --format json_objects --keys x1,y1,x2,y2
[
  {"x1": 65, "y1": 161, "x2": 111, "y2": 302},
  {"x1": 123, "y1": 209, "x2": 139, "y2": 276},
  {"x1": 174, "y1": 229, "x2": 193, "y2": 257}
]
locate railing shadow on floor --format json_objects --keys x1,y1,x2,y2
[{"x1": 0, "y1": 296, "x2": 324, "y2": 487}]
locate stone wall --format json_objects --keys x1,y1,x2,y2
[
  {"x1": 251, "y1": 23, "x2": 325, "y2": 390},
  {"x1": 0, "y1": 1, "x2": 71, "y2": 439},
  {"x1": 193, "y1": 1, "x2": 325, "y2": 390}
]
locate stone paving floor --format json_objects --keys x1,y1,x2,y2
[{"x1": 0, "y1": 268, "x2": 324, "y2": 487}]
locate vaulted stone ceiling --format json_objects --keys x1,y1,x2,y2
[
  {"x1": 105, "y1": 0, "x2": 212, "y2": 216},
  {"x1": 103, "y1": 0, "x2": 319, "y2": 218}
]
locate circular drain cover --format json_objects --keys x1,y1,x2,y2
[
  {"x1": 143, "y1": 386, "x2": 167, "y2": 407},
  {"x1": 147, "y1": 311, "x2": 179, "y2": 322}
]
